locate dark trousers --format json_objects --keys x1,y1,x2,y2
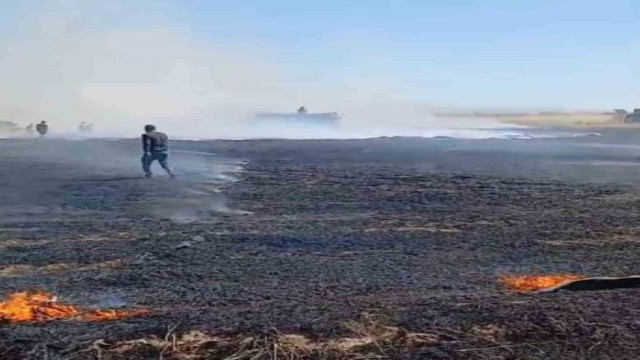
[{"x1": 142, "y1": 151, "x2": 174, "y2": 175}]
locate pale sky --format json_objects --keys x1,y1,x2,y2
[
  {"x1": 0, "y1": 0, "x2": 638, "y2": 130},
  {"x1": 175, "y1": 0, "x2": 640, "y2": 109}
]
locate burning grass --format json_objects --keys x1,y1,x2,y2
[
  {"x1": 500, "y1": 274, "x2": 586, "y2": 291},
  {"x1": 0, "y1": 291, "x2": 147, "y2": 323}
]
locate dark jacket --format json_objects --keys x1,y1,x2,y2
[
  {"x1": 36, "y1": 123, "x2": 48, "y2": 134},
  {"x1": 142, "y1": 131, "x2": 169, "y2": 153}
]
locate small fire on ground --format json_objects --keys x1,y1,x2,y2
[
  {"x1": 0, "y1": 291, "x2": 148, "y2": 323},
  {"x1": 500, "y1": 274, "x2": 585, "y2": 291}
]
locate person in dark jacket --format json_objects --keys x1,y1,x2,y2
[
  {"x1": 35, "y1": 121, "x2": 48, "y2": 137},
  {"x1": 141, "y1": 124, "x2": 175, "y2": 178}
]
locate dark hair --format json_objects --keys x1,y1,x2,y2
[{"x1": 144, "y1": 124, "x2": 156, "y2": 132}]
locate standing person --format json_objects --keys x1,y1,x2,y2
[
  {"x1": 35, "y1": 121, "x2": 48, "y2": 137},
  {"x1": 141, "y1": 124, "x2": 175, "y2": 178},
  {"x1": 79, "y1": 122, "x2": 94, "y2": 133},
  {"x1": 25, "y1": 123, "x2": 35, "y2": 136}
]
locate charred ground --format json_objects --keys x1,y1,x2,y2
[{"x1": 0, "y1": 133, "x2": 639, "y2": 359}]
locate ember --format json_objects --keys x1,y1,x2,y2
[
  {"x1": 500, "y1": 274, "x2": 585, "y2": 291},
  {"x1": 0, "y1": 291, "x2": 147, "y2": 323}
]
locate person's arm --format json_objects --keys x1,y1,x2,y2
[{"x1": 142, "y1": 134, "x2": 149, "y2": 153}]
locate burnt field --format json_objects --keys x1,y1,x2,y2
[{"x1": 0, "y1": 134, "x2": 639, "y2": 359}]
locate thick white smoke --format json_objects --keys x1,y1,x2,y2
[
  {"x1": 0, "y1": 0, "x2": 514, "y2": 139},
  {"x1": 0, "y1": 1, "x2": 302, "y2": 137}
]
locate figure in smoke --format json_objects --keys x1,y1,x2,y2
[
  {"x1": 35, "y1": 121, "x2": 48, "y2": 137},
  {"x1": 141, "y1": 124, "x2": 175, "y2": 178},
  {"x1": 79, "y1": 122, "x2": 94, "y2": 133},
  {"x1": 25, "y1": 123, "x2": 35, "y2": 136}
]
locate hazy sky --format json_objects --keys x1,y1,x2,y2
[
  {"x1": 0, "y1": 0, "x2": 638, "y2": 131},
  {"x1": 178, "y1": 0, "x2": 640, "y2": 109}
]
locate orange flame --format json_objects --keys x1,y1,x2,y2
[
  {"x1": 83, "y1": 308, "x2": 149, "y2": 322},
  {"x1": 0, "y1": 291, "x2": 148, "y2": 323},
  {"x1": 500, "y1": 274, "x2": 585, "y2": 291}
]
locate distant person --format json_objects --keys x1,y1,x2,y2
[
  {"x1": 297, "y1": 106, "x2": 308, "y2": 114},
  {"x1": 25, "y1": 123, "x2": 34, "y2": 136},
  {"x1": 35, "y1": 121, "x2": 48, "y2": 137},
  {"x1": 78, "y1": 122, "x2": 93, "y2": 133},
  {"x1": 141, "y1": 124, "x2": 175, "y2": 178}
]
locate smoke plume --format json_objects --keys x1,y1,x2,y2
[{"x1": 0, "y1": 0, "x2": 507, "y2": 139}]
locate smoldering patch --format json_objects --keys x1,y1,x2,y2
[
  {"x1": 153, "y1": 192, "x2": 252, "y2": 223},
  {"x1": 150, "y1": 154, "x2": 252, "y2": 222},
  {"x1": 0, "y1": 260, "x2": 125, "y2": 278},
  {"x1": 0, "y1": 232, "x2": 137, "y2": 250}
]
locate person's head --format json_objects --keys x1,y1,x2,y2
[
  {"x1": 144, "y1": 124, "x2": 156, "y2": 133},
  {"x1": 40, "y1": 121, "x2": 46, "y2": 124}
]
